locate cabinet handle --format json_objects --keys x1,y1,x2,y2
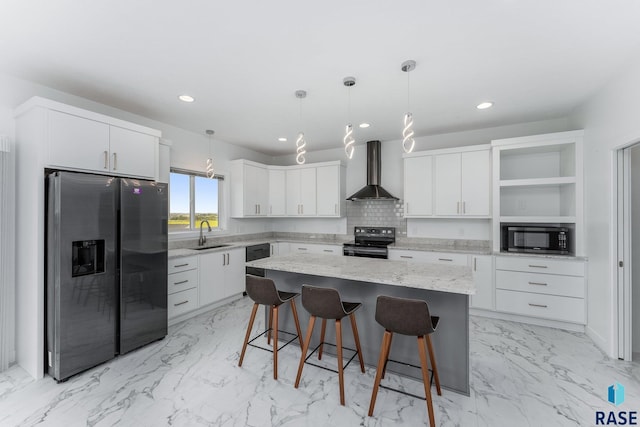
[
  {"x1": 528, "y1": 303, "x2": 548, "y2": 308},
  {"x1": 271, "y1": 246, "x2": 274, "y2": 255},
  {"x1": 258, "y1": 205, "x2": 261, "y2": 214},
  {"x1": 400, "y1": 255, "x2": 413, "y2": 259},
  {"x1": 173, "y1": 280, "x2": 189, "y2": 285},
  {"x1": 226, "y1": 253, "x2": 230, "y2": 265},
  {"x1": 103, "y1": 151, "x2": 108, "y2": 169},
  {"x1": 270, "y1": 205, "x2": 272, "y2": 215},
  {"x1": 174, "y1": 300, "x2": 189, "y2": 307},
  {"x1": 112, "y1": 152, "x2": 117, "y2": 170},
  {"x1": 528, "y1": 281, "x2": 548, "y2": 286},
  {"x1": 298, "y1": 247, "x2": 307, "y2": 250},
  {"x1": 438, "y1": 258, "x2": 453, "y2": 262},
  {"x1": 323, "y1": 249, "x2": 333, "y2": 253},
  {"x1": 473, "y1": 257, "x2": 477, "y2": 271},
  {"x1": 335, "y1": 204, "x2": 337, "y2": 214},
  {"x1": 462, "y1": 201, "x2": 466, "y2": 214},
  {"x1": 301, "y1": 204, "x2": 304, "y2": 215},
  {"x1": 528, "y1": 264, "x2": 548, "y2": 269},
  {"x1": 173, "y1": 263, "x2": 189, "y2": 268},
  {"x1": 406, "y1": 202, "x2": 409, "y2": 214}
]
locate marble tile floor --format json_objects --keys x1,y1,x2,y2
[{"x1": 0, "y1": 296, "x2": 639, "y2": 427}]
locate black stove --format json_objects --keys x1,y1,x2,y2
[{"x1": 343, "y1": 226, "x2": 395, "y2": 259}]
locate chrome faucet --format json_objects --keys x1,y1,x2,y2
[{"x1": 199, "y1": 220, "x2": 212, "y2": 246}]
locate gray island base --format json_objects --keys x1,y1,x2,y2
[{"x1": 246, "y1": 253, "x2": 473, "y2": 396}]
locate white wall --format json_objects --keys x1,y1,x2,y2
[
  {"x1": 271, "y1": 118, "x2": 572, "y2": 239},
  {"x1": 569, "y1": 56, "x2": 640, "y2": 356},
  {"x1": 632, "y1": 144, "x2": 640, "y2": 355}
]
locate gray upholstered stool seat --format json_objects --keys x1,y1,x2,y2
[
  {"x1": 238, "y1": 274, "x2": 303, "y2": 380},
  {"x1": 294, "y1": 285, "x2": 365, "y2": 406},
  {"x1": 368, "y1": 295, "x2": 442, "y2": 427}
]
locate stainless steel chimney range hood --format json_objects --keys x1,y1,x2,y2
[{"x1": 346, "y1": 140, "x2": 399, "y2": 201}]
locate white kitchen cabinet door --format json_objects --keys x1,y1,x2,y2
[
  {"x1": 268, "y1": 169, "x2": 286, "y2": 216},
  {"x1": 244, "y1": 163, "x2": 269, "y2": 216},
  {"x1": 316, "y1": 165, "x2": 340, "y2": 216},
  {"x1": 198, "y1": 252, "x2": 226, "y2": 306},
  {"x1": 434, "y1": 153, "x2": 462, "y2": 215},
  {"x1": 404, "y1": 156, "x2": 433, "y2": 216},
  {"x1": 470, "y1": 255, "x2": 494, "y2": 310},
  {"x1": 286, "y1": 169, "x2": 302, "y2": 215},
  {"x1": 300, "y1": 167, "x2": 317, "y2": 215},
  {"x1": 461, "y1": 150, "x2": 490, "y2": 216},
  {"x1": 109, "y1": 126, "x2": 157, "y2": 178},
  {"x1": 224, "y1": 248, "x2": 246, "y2": 298},
  {"x1": 49, "y1": 110, "x2": 110, "y2": 172}
]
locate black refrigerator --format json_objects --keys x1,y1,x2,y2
[{"x1": 46, "y1": 171, "x2": 168, "y2": 382}]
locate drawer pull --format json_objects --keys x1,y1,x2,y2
[
  {"x1": 528, "y1": 281, "x2": 547, "y2": 286},
  {"x1": 528, "y1": 264, "x2": 548, "y2": 269},
  {"x1": 323, "y1": 249, "x2": 334, "y2": 252},
  {"x1": 400, "y1": 255, "x2": 413, "y2": 259},
  {"x1": 173, "y1": 280, "x2": 189, "y2": 285},
  {"x1": 528, "y1": 303, "x2": 548, "y2": 308},
  {"x1": 173, "y1": 263, "x2": 189, "y2": 268},
  {"x1": 438, "y1": 258, "x2": 453, "y2": 262},
  {"x1": 298, "y1": 247, "x2": 307, "y2": 250},
  {"x1": 174, "y1": 300, "x2": 189, "y2": 307}
]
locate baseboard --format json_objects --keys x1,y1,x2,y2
[
  {"x1": 168, "y1": 293, "x2": 244, "y2": 327},
  {"x1": 470, "y1": 308, "x2": 585, "y2": 333},
  {"x1": 585, "y1": 325, "x2": 611, "y2": 357}
]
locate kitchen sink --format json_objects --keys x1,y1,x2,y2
[{"x1": 191, "y1": 244, "x2": 231, "y2": 251}]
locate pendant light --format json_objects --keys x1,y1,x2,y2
[
  {"x1": 343, "y1": 76, "x2": 356, "y2": 159},
  {"x1": 401, "y1": 59, "x2": 416, "y2": 153},
  {"x1": 205, "y1": 129, "x2": 215, "y2": 178},
  {"x1": 295, "y1": 90, "x2": 307, "y2": 165}
]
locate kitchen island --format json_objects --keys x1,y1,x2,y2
[{"x1": 245, "y1": 253, "x2": 474, "y2": 395}]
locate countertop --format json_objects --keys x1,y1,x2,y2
[{"x1": 246, "y1": 253, "x2": 475, "y2": 295}]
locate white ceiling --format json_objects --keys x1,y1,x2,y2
[{"x1": 1, "y1": 1, "x2": 640, "y2": 156}]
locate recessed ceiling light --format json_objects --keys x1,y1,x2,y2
[
  {"x1": 178, "y1": 94, "x2": 195, "y2": 103},
  {"x1": 476, "y1": 102, "x2": 493, "y2": 110},
  {"x1": 278, "y1": 137, "x2": 287, "y2": 142},
  {"x1": 359, "y1": 123, "x2": 370, "y2": 128}
]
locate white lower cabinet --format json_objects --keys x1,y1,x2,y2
[
  {"x1": 388, "y1": 249, "x2": 469, "y2": 266},
  {"x1": 168, "y1": 256, "x2": 199, "y2": 319},
  {"x1": 199, "y1": 248, "x2": 246, "y2": 306},
  {"x1": 470, "y1": 255, "x2": 494, "y2": 310},
  {"x1": 290, "y1": 243, "x2": 342, "y2": 255},
  {"x1": 494, "y1": 255, "x2": 586, "y2": 324}
]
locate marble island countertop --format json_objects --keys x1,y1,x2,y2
[{"x1": 246, "y1": 253, "x2": 475, "y2": 295}]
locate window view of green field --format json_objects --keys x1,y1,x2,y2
[{"x1": 169, "y1": 172, "x2": 219, "y2": 232}]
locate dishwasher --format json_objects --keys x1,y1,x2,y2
[{"x1": 246, "y1": 243, "x2": 271, "y2": 277}]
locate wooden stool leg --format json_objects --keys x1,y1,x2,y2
[
  {"x1": 349, "y1": 313, "x2": 365, "y2": 373},
  {"x1": 295, "y1": 315, "x2": 316, "y2": 388},
  {"x1": 426, "y1": 334, "x2": 441, "y2": 395},
  {"x1": 239, "y1": 303, "x2": 259, "y2": 367},
  {"x1": 318, "y1": 318, "x2": 327, "y2": 360},
  {"x1": 418, "y1": 336, "x2": 436, "y2": 427},
  {"x1": 290, "y1": 299, "x2": 303, "y2": 348},
  {"x1": 381, "y1": 331, "x2": 393, "y2": 379},
  {"x1": 335, "y1": 319, "x2": 345, "y2": 405},
  {"x1": 272, "y1": 305, "x2": 279, "y2": 380},
  {"x1": 267, "y1": 307, "x2": 273, "y2": 345},
  {"x1": 368, "y1": 330, "x2": 392, "y2": 416}
]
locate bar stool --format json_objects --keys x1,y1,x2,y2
[
  {"x1": 294, "y1": 285, "x2": 365, "y2": 405},
  {"x1": 238, "y1": 274, "x2": 303, "y2": 380},
  {"x1": 368, "y1": 295, "x2": 441, "y2": 427}
]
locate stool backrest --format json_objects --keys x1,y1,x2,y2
[
  {"x1": 375, "y1": 295, "x2": 435, "y2": 336},
  {"x1": 301, "y1": 285, "x2": 346, "y2": 319},
  {"x1": 245, "y1": 274, "x2": 280, "y2": 306}
]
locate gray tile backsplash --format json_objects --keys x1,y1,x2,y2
[{"x1": 346, "y1": 199, "x2": 407, "y2": 236}]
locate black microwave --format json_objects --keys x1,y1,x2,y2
[{"x1": 501, "y1": 225, "x2": 572, "y2": 255}]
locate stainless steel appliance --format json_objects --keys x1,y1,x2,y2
[
  {"x1": 246, "y1": 243, "x2": 271, "y2": 277},
  {"x1": 46, "y1": 171, "x2": 168, "y2": 382},
  {"x1": 501, "y1": 224, "x2": 572, "y2": 255},
  {"x1": 343, "y1": 226, "x2": 395, "y2": 259},
  {"x1": 346, "y1": 140, "x2": 398, "y2": 200}
]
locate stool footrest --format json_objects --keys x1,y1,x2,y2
[
  {"x1": 247, "y1": 328, "x2": 299, "y2": 353},
  {"x1": 379, "y1": 358, "x2": 435, "y2": 400},
  {"x1": 304, "y1": 341, "x2": 359, "y2": 374}
]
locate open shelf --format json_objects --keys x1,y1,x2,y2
[
  {"x1": 500, "y1": 216, "x2": 576, "y2": 224},
  {"x1": 499, "y1": 177, "x2": 576, "y2": 187}
]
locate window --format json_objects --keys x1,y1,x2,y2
[{"x1": 169, "y1": 169, "x2": 222, "y2": 232}]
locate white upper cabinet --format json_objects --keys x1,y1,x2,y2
[
  {"x1": 316, "y1": 164, "x2": 345, "y2": 217},
  {"x1": 268, "y1": 168, "x2": 287, "y2": 216},
  {"x1": 403, "y1": 155, "x2": 433, "y2": 217},
  {"x1": 230, "y1": 160, "x2": 269, "y2": 217},
  {"x1": 286, "y1": 167, "x2": 317, "y2": 216},
  {"x1": 17, "y1": 97, "x2": 160, "y2": 180},
  {"x1": 404, "y1": 145, "x2": 491, "y2": 218}
]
